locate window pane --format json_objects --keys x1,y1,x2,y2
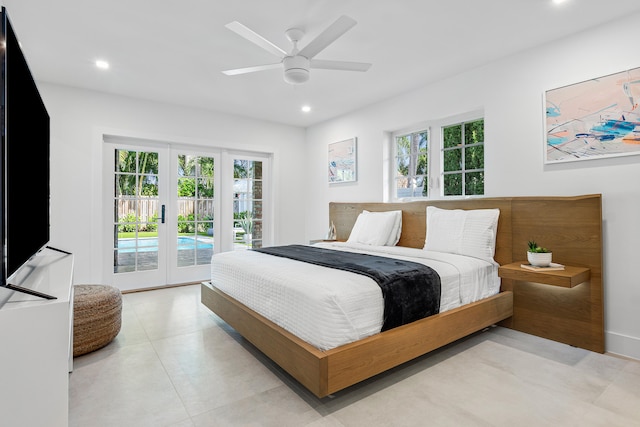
[
  {"x1": 252, "y1": 180, "x2": 263, "y2": 199},
  {"x1": 140, "y1": 174, "x2": 158, "y2": 196},
  {"x1": 178, "y1": 199, "x2": 195, "y2": 234},
  {"x1": 137, "y1": 198, "x2": 157, "y2": 220},
  {"x1": 394, "y1": 130, "x2": 428, "y2": 199},
  {"x1": 116, "y1": 201, "x2": 136, "y2": 226},
  {"x1": 115, "y1": 149, "x2": 136, "y2": 173},
  {"x1": 465, "y1": 120, "x2": 484, "y2": 145},
  {"x1": 115, "y1": 174, "x2": 136, "y2": 196},
  {"x1": 178, "y1": 177, "x2": 196, "y2": 197},
  {"x1": 396, "y1": 155, "x2": 410, "y2": 177},
  {"x1": 197, "y1": 177, "x2": 214, "y2": 198},
  {"x1": 201, "y1": 217, "x2": 214, "y2": 234},
  {"x1": 234, "y1": 160, "x2": 248, "y2": 178},
  {"x1": 465, "y1": 171, "x2": 484, "y2": 195},
  {"x1": 250, "y1": 160, "x2": 262, "y2": 179},
  {"x1": 443, "y1": 125, "x2": 461, "y2": 148},
  {"x1": 180, "y1": 154, "x2": 197, "y2": 176},
  {"x1": 250, "y1": 179, "x2": 263, "y2": 198},
  {"x1": 415, "y1": 176, "x2": 427, "y2": 197},
  {"x1": 416, "y1": 152, "x2": 428, "y2": 175},
  {"x1": 465, "y1": 145, "x2": 484, "y2": 170},
  {"x1": 444, "y1": 173, "x2": 462, "y2": 196},
  {"x1": 395, "y1": 178, "x2": 411, "y2": 198},
  {"x1": 138, "y1": 152, "x2": 158, "y2": 174},
  {"x1": 196, "y1": 199, "x2": 214, "y2": 220},
  {"x1": 417, "y1": 132, "x2": 428, "y2": 152},
  {"x1": 198, "y1": 156, "x2": 214, "y2": 177},
  {"x1": 396, "y1": 135, "x2": 411, "y2": 157},
  {"x1": 251, "y1": 201, "x2": 263, "y2": 220},
  {"x1": 443, "y1": 148, "x2": 462, "y2": 172}
]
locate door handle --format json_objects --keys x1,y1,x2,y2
[{"x1": 161, "y1": 204, "x2": 165, "y2": 224}]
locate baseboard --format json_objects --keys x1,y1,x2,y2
[
  {"x1": 605, "y1": 330, "x2": 640, "y2": 361},
  {"x1": 120, "y1": 281, "x2": 201, "y2": 294}
]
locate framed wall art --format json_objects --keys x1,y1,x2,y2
[
  {"x1": 328, "y1": 137, "x2": 357, "y2": 183},
  {"x1": 545, "y1": 66, "x2": 640, "y2": 164}
]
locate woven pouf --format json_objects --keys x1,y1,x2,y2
[{"x1": 73, "y1": 284, "x2": 122, "y2": 357}]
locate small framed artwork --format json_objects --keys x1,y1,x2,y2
[
  {"x1": 328, "y1": 137, "x2": 357, "y2": 183},
  {"x1": 545, "y1": 66, "x2": 640, "y2": 164}
]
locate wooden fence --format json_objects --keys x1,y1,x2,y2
[{"x1": 117, "y1": 197, "x2": 214, "y2": 222}]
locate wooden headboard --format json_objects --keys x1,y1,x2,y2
[{"x1": 329, "y1": 194, "x2": 604, "y2": 353}]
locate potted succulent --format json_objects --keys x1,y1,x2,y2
[{"x1": 527, "y1": 240, "x2": 552, "y2": 267}]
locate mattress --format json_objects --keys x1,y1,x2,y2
[{"x1": 209, "y1": 241, "x2": 500, "y2": 351}]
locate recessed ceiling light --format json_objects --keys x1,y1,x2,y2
[
  {"x1": 552, "y1": 0, "x2": 568, "y2": 4},
  {"x1": 301, "y1": 105, "x2": 311, "y2": 113},
  {"x1": 95, "y1": 60, "x2": 110, "y2": 70}
]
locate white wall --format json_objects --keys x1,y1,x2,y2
[
  {"x1": 40, "y1": 83, "x2": 307, "y2": 287},
  {"x1": 305, "y1": 12, "x2": 640, "y2": 360}
]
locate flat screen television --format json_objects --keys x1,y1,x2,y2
[{"x1": 1, "y1": 7, "x2": 55, "y2": 299}]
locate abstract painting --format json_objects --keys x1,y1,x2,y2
[
  {"x1": 545, "y1": 66, "x2": 640, "y2": 163},
  {"x1": 328, "y1": 138, "x2": 357, "y2": 183}
]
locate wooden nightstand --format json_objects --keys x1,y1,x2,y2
[{"x1": 498, "y1": 262, "x2": 590, "y2": 288}]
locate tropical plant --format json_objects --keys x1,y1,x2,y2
[
  {"x1": 238, "y1": 211, "x2": 254, "y2": 234},
  {"x1": 177, "y1": 214, "x2": 196, "y2": 234},
  {"x1": 116, "y1": 150, "x2": 159, "y2": 197},
  {"x1": 528, "y1": 240, "x2": 550, "y2": 253},
  {"x1": 118, "y1": 213, "x2": 137, "y2": 232}
]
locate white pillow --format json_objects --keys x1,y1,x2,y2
[
  {"x1": 347, "y1": 210, "x2": 402, "y2": 246},
  {"x1": 424, "y1": 206, "x2": 500, "y2": 261},
  {"x1": 385, "y1": 210, "x2": 402, "y2": 246}
]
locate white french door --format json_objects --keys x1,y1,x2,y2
[
  {"x1": 103, "y1": 140, "x2": 167, "y2": 290},
  {"x1": 102, "y1": 139, "x2": 271, "y2": 291},
  {"x1": 167, "y1": 148, "x2": 220, "y2": 285}
]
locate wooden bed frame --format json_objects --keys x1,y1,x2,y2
[{"x1": 201, "y1": 194, "x2": 603, "y2": 398}]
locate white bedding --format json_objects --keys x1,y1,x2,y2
[{"x1": 209, "y1": 241, "x2": 500, "y2": 351}]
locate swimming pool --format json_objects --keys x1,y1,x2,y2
[{"x1": 117, "y1": 236, "x2": 213, "y2": 252}]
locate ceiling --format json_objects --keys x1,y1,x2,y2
[{"x1": 4, "y1": 0, "x2": 640, "y2": 128}]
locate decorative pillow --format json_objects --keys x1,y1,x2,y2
[
  {"x1": 424, "y1": 206, "x2": 500, "y2": 261},
  {"x1": 347, "y1": 210, "x2": 402, "y2": 246}
]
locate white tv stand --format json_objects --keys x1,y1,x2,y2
[{"x1": 0, "y1": 247, "x2": 74, "y2": 427}]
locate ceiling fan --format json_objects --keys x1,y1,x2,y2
[{"x1": 222, "y1": 15, "x2": 372, "y2": 85}]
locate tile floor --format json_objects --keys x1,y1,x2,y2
[{"x1": 69, "y1": 284, "x2": 640, "y2": 427}]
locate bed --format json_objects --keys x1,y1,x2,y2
[{"x1": 201, "y1": 195, "x2": 603, "y2": 398}]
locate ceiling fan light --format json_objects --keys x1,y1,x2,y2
[
  {"x1": 283, "y1": 55, "x2": 310, "y2": 84},
  {"x1": 284, "y1": 68, "x2": 309, "y2": 84}
]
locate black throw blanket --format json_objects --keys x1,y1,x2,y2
[{"x1": 252, "y1": 245, "x2": 441, "y2": 331}]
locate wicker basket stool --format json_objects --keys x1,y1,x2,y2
[{"x1": 73, "y1": 284, "x2": 122, "y2": 357}]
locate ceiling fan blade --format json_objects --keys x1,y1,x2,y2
[
  {"x1": 225, "y1": 21, "x2": 288, "y2": 58},
  {"x1": 298, "y1": 15, "x2": 357, "y2": 59},
  {"x1": 222, "y1": 63, "x2": 282, "y2": 76},
  {"x1": 310, "y1": 59, "x2": 371, "y2": 72}
]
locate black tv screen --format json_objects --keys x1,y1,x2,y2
[{"x1": 1, "y1": 7, "x2": 51, "y2": 288}]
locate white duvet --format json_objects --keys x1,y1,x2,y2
[{"x1": 210, "y1": 242, "x2": 500, "y2": 351}]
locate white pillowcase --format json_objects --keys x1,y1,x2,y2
[
  {"x1": 424, "y1": 206, "x2": 500, "y2": 261},
  {"x1": 347, "y1": 210, "x2": 402, "y2": 246}
]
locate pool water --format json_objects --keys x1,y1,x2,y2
[{"x1": 117, "y1": 236, "x2": 213, "y2": 252}]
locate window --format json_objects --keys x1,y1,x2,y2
[
  {"x1": 390, "y1": 116, "x2": 484, "y2": 200},
  {"x1": 394, "y1": 130, "x2": 428, "y2": 198},
  {"x1": 442, "y1": 119, "x2": 484, "y2": 196}
]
